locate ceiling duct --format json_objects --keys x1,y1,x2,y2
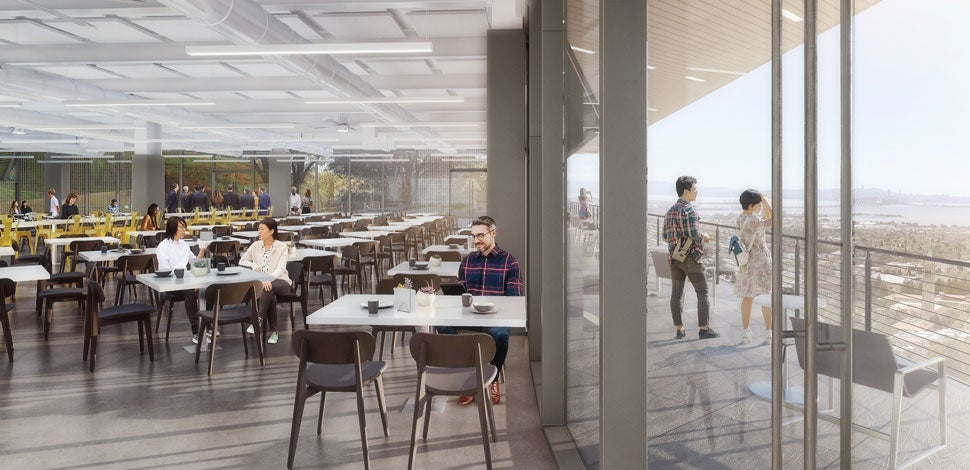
[{"x1": 157, "y1": 0, "x2": 452, "y2": 150}]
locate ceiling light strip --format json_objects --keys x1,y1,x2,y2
[
  {"x1": 185, "y1": 42, "x2": 433, "y2": 57},
  {"x1": 0, "y1": 101, "x2": 23, "y2": 108},
  {"x1": 304, "y1": 96, "x2": 464, "y2": 105},
  {"x1": 359, "y1": 122, "x2": 483, "y2": 128},
  {"x1": 0, "y1": 139, "x2": 89, "y2": 144},
  {"x1": 37, "y1": 160, "x2": 94, "y2": 164},
  {"x1": 179, "y1": 124, "x2": 296, "y2": 129},
  {"x1": 63, "y1": 100, "x2": 216, "y2": 107}
]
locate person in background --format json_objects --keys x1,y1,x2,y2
[
  {"x1": 288, "y1": 187, "x2": 301, "y2": 216},
  {"x1": 191, "y1": 184, "x2": 210, "y2": 212},
  {"x1": 240, "y1": 188, "x2": 255, "y2": 212},
  {"x1": 47, "y1": 189, "x2": 59, "y2": 218},
  {"x1": 180, "y1": 185, "x2": 192, "y2": 213},
  {"x1": 165, "y1": 183, "x2": 179, "y2": 214},
  {"x1": 663, "y1": 176, "x2": 718, "y2": 340},
  {"x1": 9, "y1": 200, "x2": 20, "y2": 215},
  {"x1": 301, "y1": 188, "x2": 313, "y2": 214},
  {"x1": 106, "y1": 199, "x2": 120, "y2": 214},
  {"x1": 155, "y1": 217, "x2": 204, "y2": 343},
  {"x1": 140, "y1": 203, "x2": 160, "y2": 231},
  {"x1": 212, "y1": 189, "x2": 224, "y2": 210},
  {"x1": 257, "y1": 186, "x2": 271, "y2": 215},
  {"x1": 578, "y1": 187, "x2": 592, "y2": 219},
  {"x1": 735, "y1": 189, "x2": 773, "y2": 345},
  {"x1": 238, "y1": 218, "x2": 291, "y2": 345},
  {"x1": 60, "y1": 193, "x2": 80, "y2": 219},
  {"x1": 435, "y1": 215, "x2": 522, "y2": 406},
  {"x1": 20, "y1": 200, "x2": 32, "y2": 214},
  {"x1": 222, "y1": 184, "x2": 240, "y2": 210}
]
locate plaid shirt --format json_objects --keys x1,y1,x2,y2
[
  {"x1": 459, "y1": 246, "x2": 523, "y2": 296},
  {"x1": 662, "y1": 198, "x2": 705, "y2": 262}
]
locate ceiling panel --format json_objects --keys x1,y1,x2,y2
[
  {"x1": 434, "y1": 59, "x2": 486, "y2": 74},
  {"x1": 51, "y1": 19, "x2": 163, "y2": 43},
  {"x1": 237, "y1": 90, "x2": 299, "y2": 100},
  {"x1": 33, "y1": 65, "x2": 121, "y2": 79},
  {"x1": 313, "y1": 13, "x2": 405, "y2": 39},
  {"x1": 132, "y1": 92, "x2": 200, "y2": 100},
  {"x1": 230, "y1": 62, "x2": 295, "y2": 77},
  {"x1": 276, "y1": 15, "x2": 325, "y2": 40},
  {"x1": 289, "y1": 90, "x2": 338, "y2": 99},
  {"x1": 364, "y1": 60, "x2": 433, "y2": 75},
  {"x1": 164, "y1": 63, "x2": 245, "y2": 78},
  {"x1": 99, "y1": 64, "x2": 184, "y2": 78},
  {"x1": 0, "y1": 21, "x2": 83, "y2": 45},
  {"x1": 408, "y1": 11, "x2": 489, "y2": 38},
  {"x1": 130, "y1": 18, "x2": 230, "y2": 42}
]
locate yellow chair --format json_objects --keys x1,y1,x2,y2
[
  {"x1": 118, "y1": 212, "x2": 139, "y2": 245},
  {"x1": 12, "y1": 219, "x2": 35, "y2": 254}
]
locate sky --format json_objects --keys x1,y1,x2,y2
[{"x1": 571, "y1": 0, "x2": 970, "y2": 198}]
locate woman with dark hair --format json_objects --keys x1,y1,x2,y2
[
  {"x1": 20, "y1": 200, "x2": 32, "y2": 214},
  {"x1": 735, "y1": 189, "x2": 773, "y2": 345},
  {"x1": 238, "y1": 217, "x2": 291, "y2": 344},
  {"x1": 139, "y1": 204, "x2": 159, "y2": 231},
  {"x1": 578, "y1": 188, "x2": 591, "y2": 219},
  {"x1": 8, "y1": 200, "x2": 19, "y2": 215},
  {"x1": 60, "y1": 193, "x2": 80, "y2": 219},
  {"x1": 156, "y1": 217, "x2": 203, "y2": 342}
]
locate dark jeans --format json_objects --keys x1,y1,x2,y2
[
  {"x1": 670, "y1": 257, "x2": 710, "y2": 328},
  {"x1": 434, "y1": 326, "x2": 510, "y2": 372},
  {"x1": 257, "y1": 279, "x2": 291, "y2": 331},
  {"x1": 163, "y1": 289, "x2": 199, "y2": 335}
]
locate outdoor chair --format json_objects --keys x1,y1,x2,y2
[
  {"x1": 83, "y1": 278, "x2": 155, "y2": 372},
  {"x1": 286, "y1": 330, "x2": 389, "y2": 469}
]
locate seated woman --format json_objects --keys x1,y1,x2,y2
[
  {"x1": 238, "y1": 217, "x2": 291, "y2": 345},
  {"x1": 106, "y1": 199, "x2": 120, "y2": 214},
  {"x1": 20, "y1": 200, "x2": 32, "y2": 214},
  {"x1": 8, "y1": 200, "x2": 20, "y2": 215},
  {"x1": 155, "y1": 217, "x2": 203, "y2": 342},
  {"x1": 60, "y1": 193, "x2": 80, "y2": 219},
  {"x1": 140, "y1": 203, "x2": 159, "y2": 231}
]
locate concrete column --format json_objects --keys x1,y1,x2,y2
[
  {"x1": 267, "y1": 156, "x2": 290, "y2": 217},
  {"x1": 600, "y1": 0, "x2": 647, "y2": 467},
  {"x1": 131, "y1": 122, "x2": 165, "y2": 214},
  {"x1": 540, "y1": 0, "x2": 566, "y2": 426},
  {"x1": 486, "y1": 29, "x2": 528, "y2": 287},
  {"x1": 42, "y1": 159, "x2": 70, "y2": 215},
  {"x1": 527, "y1": 0, "x2": 543, "y2": 360}
]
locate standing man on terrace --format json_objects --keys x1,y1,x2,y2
[
  {"x1": 222, "y1": 184, "x2": 240, "y2": 210},
  {"x1": 47, "y1": 189, "x2": 59, "y2": 218},
  {"x1": 663, "y1": 176, "x2": 719, "y2": 339},
  {"x1": 435, "y1": 215, "x2": 522, "y2": 405},
  {"x1": 257, "y1": 186, "x2": 271, "y2": 216},
  {"x1": 165, "y1": 183, "x2": 179, "y2": 214}
]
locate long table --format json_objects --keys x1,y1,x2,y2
[{"x1": 305, "y1": 294, "x2": 526, "y2": 328}]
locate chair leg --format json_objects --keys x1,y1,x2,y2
[
  {"x1": 207, "y1": 321, "x2": 219, "y2": 376},
  {"x1": 355, "y1": 387, "x2": 371, "y2": 470},
  {"x1": 1, "y1": 313, "x2": 12, "y2": 362},
  {"x1": 317, "y1": 391, "x2": 327, "y2": 435},
  {"x1": 241, "y1": 323, "x2": 249, "y2": 356},
  {"x1": 165, "y1": 303, "x2": 174, "y2": 342},
  {"x1": 194, "y1": 322, "x2": 207, "y2": 364},
  {"x1": 44, "y1": 302, "x2": 53, "y2": 340},
  {"x1": 144, "y1": 318, "x2": 155, "y2": 362},
  {"x1": 374, "y1": 377, "x2": 389, "y2": 437},
  {"x1": 421, "y1": 391, "x2": 433, "y2": 440},
  {"x1": 88, "y1": 335, "x2": 99, "y2": 372},
  {"x1": 408, "y1": 386, "x2": 424, "y2": 470},
  {"x1": 253, "y1": 320, "x2": 265, "y2": 367},
  {"x1": 889, "y1": 377, "x2": 904, "y2": 469},
  {"x1": 486, "y1": 385, "x2": 497, "y2": 442},
  {"x1": 287, "y1": 389, "x2": 307, "y2": 469},
  {"x1": 137, "y1": 320, "x2": 145, "y2": 353},
  {"x1": 476, "y1": 386, "x2": 493, "y2": 469}
]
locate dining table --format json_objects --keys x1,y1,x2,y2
[
  {"x1": 45, "y1": 236, "x2": 120, "y2": 267},
  {"x1": 387, "y1": 261, "x2": 461, "y2": 278},
  {"x1": 298, "y1": 237, "x2": 362, "y2": 250},
  {"x1": 305, "y1": 294, "x2": 526, "y2": 328}
]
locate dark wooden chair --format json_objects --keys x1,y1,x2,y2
[
  {"x1": 39, "y1": 262, "x2": 94, "y2": 340},
  {"x1": 287, "y1": 330, "x2": 388, "y2": 469},
  {"x1": 277, "y1": 261, "x2": 309, "y2": 330},
  {"x1": 113, "y1": 254, "x2": 156, "y2": 306},
  {"x1": 305, "y1": 255, "x2": 337, "y2": 303},
  {"x1": 83, "y1": 278, "x2": 155, "y2": 372},
  {"x1": 1, "y1": 278, "x2": 16, "y2": 362},
  {"x1": 334, "y1": 245, "x2": 364, "y2": 295},
  {"x1": 371, "y1": 279, "x2": 416, "y2": 360},
  {"x1": 64, "y1": 239, "x2": 104, "y2": 273},
  {"x1": 195, "y1": 280, "x2": 264, "y2": 376}
]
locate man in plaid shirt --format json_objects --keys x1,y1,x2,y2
[
  {"x1": 436, "y1": 215, "x2": 522, "y2": 406},
  {"x1": 663, "y1": 176, "x2": 719, "y2": 339}
]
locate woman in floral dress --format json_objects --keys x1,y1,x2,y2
[{"x1": 735, "y1": 189, "x2": 773, "y2": 344}]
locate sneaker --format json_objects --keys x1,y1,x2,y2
[
  {"x1": 268, "y1": 331, "x2": 279, "y2": 344},
  {"x1": 763, "y1": 330, "x2": 772, "y2": 345},
  {"x1": 192, "y1": 331, "x2": 213, "y2": 344},
  {"x1": 675, "y1": 329, "x2": 687, "y2": 339},
  {"x1": 740, "y1": 329, "x2": 752, "y2": 344},
  {"x1": 246, "y1": 324, "x2": 254, "y2": 335},
  {"x1": 698, "y1": 328, "x2": 720, "y2": 339}
]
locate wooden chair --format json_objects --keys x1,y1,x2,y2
[
  {"x1": 305, "y1": 255, "x2": 337, "y2": 303},
  {"x1": 371, "y1": 279, "x2": 416, "y2": 360},
  {"x1": 195, "y1": 280, "x2": 264, "y2": 376},
  {"x1": 277, "y1": 261, "x2": 309, "y2": 330},
  {"x1": 287, "y1": 330, "x2": 389, "y2": 469},
  {"x1": 0, "y1": 278, "x2": 15, "y2": 362},
  {"x1": 335, "y1": 245, "x2": 364, "y2": 295},
  {"x1": 425, "y1": 250, "x2": 462, "y2": 262},
  {"x1": 83, "y1": 278, "x2": 155, "y2": 372},
  {"x1": 408, "y1": 333, "x2": 497, "y2": 470},
  {"x1": 113, "y1": 254, "x2": 156, "y2": 306}
]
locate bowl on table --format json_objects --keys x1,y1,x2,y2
[
  {"x1": 471, "y1": 301, "x2": 495, "y2": 313},
  {"x1": 412, "y1": 261, "x2": 430, "y2": 270},
  {"x1": 129, "y1": 248, "x2": 145, "y2": 254},
  {"x1": 154, "y1": 270, "x2": 172, "y2": 278},
  {"x1": 447, "y1": 244, "x2": 460, "y2": 249}
]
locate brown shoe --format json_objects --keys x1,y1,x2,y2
[
  {"x1": 457, "y1": 394, "x2": 475, "y2": 405},
  {"x1": 490, "y1": 381, "x2": 501, "y2": 405}
]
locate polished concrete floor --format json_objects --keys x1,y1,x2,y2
[{"x1": 0, "y1": 272, "x2": 554, "y2": 469}]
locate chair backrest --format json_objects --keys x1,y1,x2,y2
[
  {"x1": 292, "y1": 330, "x2": 376, "y2": 365},
  {"x1": 341, "y1": 244, "x2": 360, "y2": 263},
  {"x1": 354, "y1": 240, "x2": 377, "y2": 256},
  {"x1": 392, "y1": 273, "x2": 441, "y2": 292},
  {"x1": 119, "y1": 253, "x2": 156, "y2": 273},
  {"x1": 790, "y1": 317, "x2": 899, "y2": 394},
  {"x1": 212, "y1": 225, "x2": 232, "y2": 237},
  {"x1": 440, "y1": 282, "x2": 466, "y2": 295},
  {"x1": 286, "y1": 261, "x2": 305, "y2": 288},
  {"x1": 303, "y1": 255, "x2": 335, "y2": 275},
  {"x1": 375, "y1": 279, "x2": 397, "y2": 294},
  {"x1": 69, "y1": 239, "x2": 104, "y2": 253},
  {"x1": 649, "y1": 249, "x2": 672, "y2": 280},
  {"x1": 207, "y1": 240, "x2": 240, "y2": 256},
  {"x1": 427, "y1": 250, "x2": 462, "y2": 262},
  {"x1": 409, "y1": 332, "x2": 495, "y2": 369},
  {"x1": 310, "y1": 225, "x2": 329, "y2": 236},
  {"x1": 0, "y1": 278, "x2": 16, "y2": 299},
  {"x1": 204, "y1": 280, "x2": 261, "y2": 306},
  {"x1": 276, "y1": 231, "x2": 295, "y2": 242}
]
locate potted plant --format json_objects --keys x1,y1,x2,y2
[
  {"x1": 190, "y1": 258, "x2": 210, "y2": 277},
  {"x1": 428, "y1": 254, "x2": 442, "y2": 267},
  {"x1": 415, "y1": 280, "x2": 436, "y2": 306}
]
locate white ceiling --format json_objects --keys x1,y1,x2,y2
[{"x1": 0, "y1": 0, "x2": 516, "y2": 157}]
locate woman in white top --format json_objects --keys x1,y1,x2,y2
[
  {"x1": 239, "y1": 217, "x2": 291, "y2": 344},
  {"x1": 156, "y1": 217, "x2": 203, "y2": 341}
]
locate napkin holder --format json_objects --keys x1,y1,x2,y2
[{"x1": 394, "y1": 287, "x2": 415, "y2": 313}]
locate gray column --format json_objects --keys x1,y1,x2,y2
[
  {"x1": 42, "y1": 160, "x2": 70, "y2": 215},
  {"x1": 600, "y1": 0, "x2": 647, "y2": 467},
  {"x1": 540, "y1": 0, "x2": 566, "y2": 426},
  {"x1": 486, "y1": 29, "x2": 528, "y2": 287},
  {"x1": 131, "y1": 122, "x2": 165, "y2": 214},
  {"x1": 268, "y1": 157, "x2": 290, "y2": 217},
  {"x1": 527, "y1": 0, "x2": 543, "y2": 360}
]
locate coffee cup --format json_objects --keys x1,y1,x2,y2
[
  {"x1": 367, "y1": 299, "x2": 379, "y2": 314},
  {"x1": 100, "y1": 246, "x2": 108, "y2": 254},
  {"x1": 217, "y1": 262, "x2": 226, "y2": 272},
  {"x1": 461, "y1": 293, "x2": 473, "y2": 307},
  {"x1": 174, "y1": 268, "x2": 185, "y2": 279},
  {"x1": 409, "y1": 259, "x2": 416, "y2": 267}
]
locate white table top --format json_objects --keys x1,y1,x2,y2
[
  {"x1": 288, "y1": 248, "x2": 339, "y2": 261},
  {"x1": 79, "y1": 248, "x2": 157, "y2": 263},
  {"x1": 330, "y1": 217, "x2": 369, "y2": 223},
  {"x1": 299, "y1": 238, "x2": 361, "y2": 250},
  {"x1": 0, "y1": 265, "x2": 51, "y2": 282},
  {"x1": 387, "y1": 261, "x2": 461, "y2": 278},
  {"x1": 136, "y1": 268, "x2": 274, "y2": 293},
  {"x1": 45, "y1": 236, "x2": 120, "y2": 247},
  {"x1": 305, "y1": 221, "x2": 342, "y2": 227},
  {"x1": 129, "y1": 230, "x2": 165, "y2": 238},
  {"x1": 341, "y1": 231, "x2": 388, "y2": 240},
  {"x1": 366, "y1": 225, "x2": 407, "y2": 232},
  {"x1": 187, "y1": 224, "x2": 230, "y2": 231},
  {"x1": 306, "y1": 294, "x2": 526, "y2": 328},
  {"x1": 0, "y1": 246, "x2": 15, "y2": 257},
  {"x1": 422, "y1": 245, "x2": 473, "y2": 256},
  {"x1": 386, "y1": 220, "x2": 428, "y2": 227},
  {"x1": 231, "y1": 231, "x2": 260, "y2": 240},
  {"x1": 277, "y1": 225, "x2": 315, "y2": 232}
]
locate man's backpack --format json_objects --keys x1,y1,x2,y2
[{"x1": 728, "y1": 235, "x2": 749, "y2": 267}]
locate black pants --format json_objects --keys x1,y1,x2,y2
[
  {"x1": 257, "y1": 279, "x2": 291, "y2": 331},
  {"x1": 670, "y1": 258, "x2": 710, "y2": 328}
]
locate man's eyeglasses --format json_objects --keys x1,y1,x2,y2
[{"x1": 470, "y1": 230, "x2": 493, "y2": 240}]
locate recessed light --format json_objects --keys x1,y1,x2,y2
[
  {"x1": 186, "y1": 42, "x2": 433, "y2": 57},
  {"x1": 684, "y1": 76, "x2": 707, "y2": 83},
  {"x1": 781, "y1": 9, "x2": 804, "y2": 22},
  {"x1": 570, "y1": 46, "x2": 596, "y2": 55}
]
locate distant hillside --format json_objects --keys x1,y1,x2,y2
[{"x1": 647, "y1": 182, "x2": 970, "y2": 204}]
